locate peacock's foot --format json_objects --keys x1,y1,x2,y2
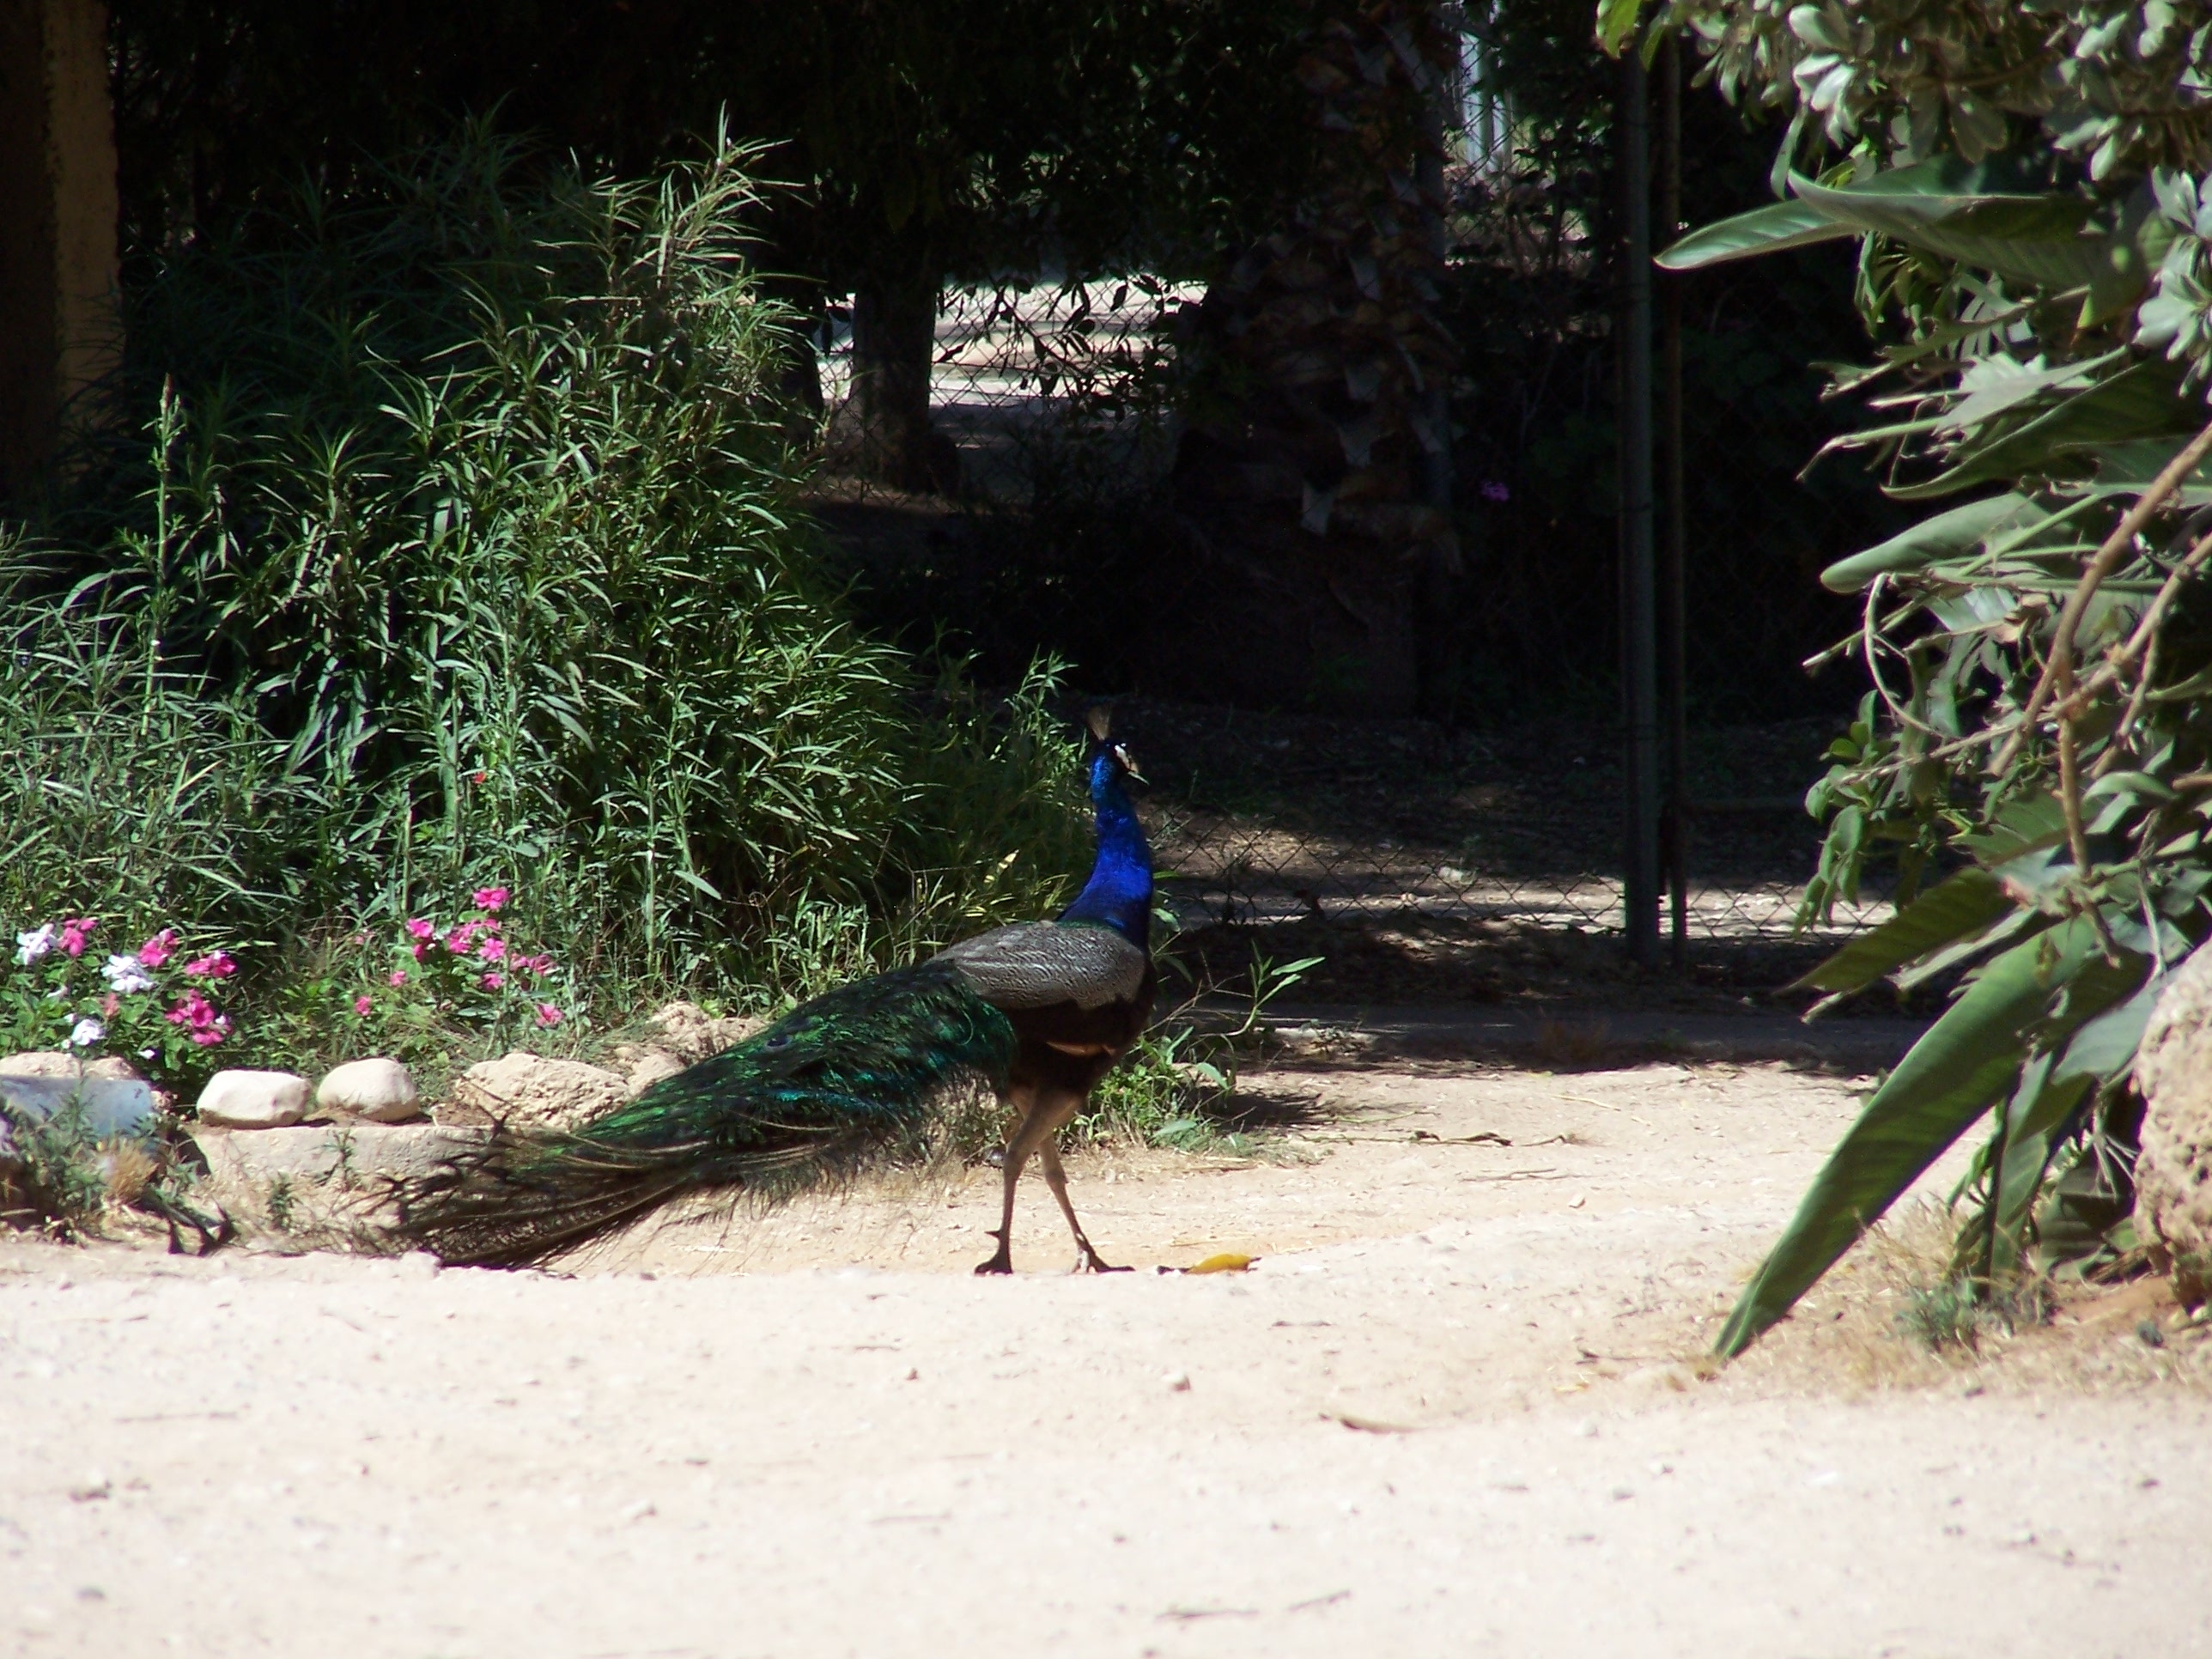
[
  {"x1": 974, "y1": 1228, "x2": 1013, "y2": 1276},
  {"x1": 1074, "y1": 1244, "x2": 1130, "y2": 1274}
]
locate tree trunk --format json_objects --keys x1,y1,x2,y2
[
  {"x1": 0, "y1": 0, "x2": 119, "y2": 500},
  {"x1": 1149, "y1": 0, "x2": 1458, "y2": 718},
  {"x1": 840, "y1": 266, "x2": 958, "y2": 495}
]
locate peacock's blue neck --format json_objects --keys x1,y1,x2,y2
[{"x1": 1058, "y1": 755, "x2": 1152, "y2": 946}]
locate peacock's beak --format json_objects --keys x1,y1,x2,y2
[{"x1": 1112, "y1": 743, "x2": 1146, "y2": 785}]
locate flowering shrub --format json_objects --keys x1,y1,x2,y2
[
  {"x1": 2, "y1": 918, "x2": 240, "y2": 1080},
  {"x1": 338, "y1": 887, "x2": 571, "y2": 1042}
]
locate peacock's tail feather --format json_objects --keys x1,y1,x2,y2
[{"x1": 392, "y1": 960, "x2": 1018, "y2": 1268}]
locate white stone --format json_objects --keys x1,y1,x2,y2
[
  {"x1": 438, "y1": 1051, "x2": 626, "y2": 1131},
  {"x1": 0, "y1": 1050, "x2": 144, "y2": 1081},
  {"x1": 315, "y1": 1057, "x2": 422, "y2": 1122},
  {"x1": 196, "y1": 1069, "x2": 312, "y2": 1129}
]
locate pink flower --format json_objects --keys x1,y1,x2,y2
[
  {"x1": 404, "y1": 917, "x2": 436, "y2": 942},
  {"x1": 388, "y1": 969, "x2": 408, "y2": 987},
  {"x1": 100, "y1": 993, "x2": 119, "y2": 1018},
  {"x1": 472, "y1": 886, "x2": 510, "y2": 914},
  {"x1": 534, "y1": 1003, "x2": 563, "y2": 1027},
  {"x1": 183, "y1": 951, "x2": 237, "y2": 979},
  {"x1": 58, "y1": 917, "x2": 98, "y2": 957},
  {"x1": 477, "y1": 937, "x2": 507, "y2": 963},
  {"x1": 137, "y1": 928, "x2": 179, "y2": 969},
  {"x1": 166, "y1": 988, "x2": 228, "y2": 1038},
  {"x1": 480, "y1": 971, "x2": 506, "y2": 991},
  {"x1": 353, "y1": 995, "x2": 374, "y2": 1016},
  {"x1": 447, "y1": 921, "x2": 483, "y2": 954},
  {"x1": 410, "y1": 940, "x2": 428, "y2": 962},
  {"x1": 517, "y1": 953, "x2": 554, "y2": 977}
]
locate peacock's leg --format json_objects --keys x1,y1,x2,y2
[
  {"x1": 1037, "y1": 1141, "x2": 1126, "y2": 1273},
  {"x1": 975, "y1": 1087, "x2": 1053, "y2": 1275}
]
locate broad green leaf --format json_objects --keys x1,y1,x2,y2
[
  {"x1": 2081, "y1": 182, "x2": 2179, "y2": 326},
  {"x1": 1595, "y1": 0, "x2": 1642, "y2": 54},
  {"x1": 1656, "y1": 199, "x2": 1857, "y2": 271},
  {"x1": 1820, "y1": 493, "x2": 2042, "y2": 592},
  {"x1": 1714, "y1": 913, "x2": 2109, "y2": 1358},
  {"x1": 1891, "y1": 359, "x2": 2199, "y2": 500},
  {"x1": 1788, "y1": 169, "x2": 2106, "y2": 291},
  {"x1": 1792, "y1": 866, "x2": 2014, "y2": 995},
  {"x1": 1960, "y1": 790, "x2": 2069, "y2": 866}
]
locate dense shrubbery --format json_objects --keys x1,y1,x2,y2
[
  {"x1": 1, "y1": 129, "x2": 1089, "y2": 1066},
  {"x1": 1616, "y1": 0, "x2": 2212, "y2": 1356}
]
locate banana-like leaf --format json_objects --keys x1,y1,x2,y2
[
  {"x1": 1890, "y1": 359, "x2": 2197, "y2": 500},
  {"x1": 1989, "y1": 1053, "x2": 2095, "y2": 1279},
  {"x1": 1595, "y1": 0, "x2": 1641, "y2": 54},
  {"x1": 1793, "y1": 866, "x2": 2014, "y2": 995},
  {"x1": 2089, "y1": 434, "x2": 2212, "y2": 505},
  {"x1": 1989, "y1": 957, "x2": 2157, "y2": 1274},
  {"x1": 1788, "y1": 170, "x2": 2107, "y2": 292},
  {"x1": 1820, "y1": 493, "x2": 2042, "y2": 592},
  {"x1": 1656, "y1": 199, "x2": 1857, "y2": 270},
  {"x1": 1713, "y1": 913, "x2": 2111, "y2": 1358}
]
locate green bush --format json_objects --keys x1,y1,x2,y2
[{"x1": 2, "y1": 126, "x2": 1088, "y2": 1060}]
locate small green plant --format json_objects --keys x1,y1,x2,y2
[
  {"x1": 1898, "y1": 1273, "x2": 2052, "y2": 1355},
  {"x1": 264, "y1": 1173, "x2": 295, "y2": 1232},
  {"x1": 1075, "y1": 941, "x2": 1322, "y2": 1153}
]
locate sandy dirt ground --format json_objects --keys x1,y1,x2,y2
[{"x1": 3, "y1": 1042, "x2": 2209, "y2": 1657}]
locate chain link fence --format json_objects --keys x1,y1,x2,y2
[{"x1": 808, "y1": 278, "x2": 1888, "y2": 988}]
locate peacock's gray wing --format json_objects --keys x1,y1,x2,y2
[{"x1": 933, "y1": 922, "x2": 1148, "y2": 1012}]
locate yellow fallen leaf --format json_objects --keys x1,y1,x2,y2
[{"x1": 1184, "y1": 1252, "x2": 1255, "y2": 1274}]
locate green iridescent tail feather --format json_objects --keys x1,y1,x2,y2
[{"x1": 392, "y1": 961, "x2": 1018, "y2": 1267}]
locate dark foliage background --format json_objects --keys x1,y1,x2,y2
[
  {"x1": 823, "y1": 0, "x2": 1903, "y2": 725},
  {"x1": 1438, "y1": 0, "x2": 1906, "y2": 723}
]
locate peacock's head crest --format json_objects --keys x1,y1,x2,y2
[{"x1": 1083, "y1": 706, "x2": 1144, "y2": 801}]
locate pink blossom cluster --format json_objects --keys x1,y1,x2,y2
[{"x1": 374, "y1": 885, "x2": 564, "y2": 1026}]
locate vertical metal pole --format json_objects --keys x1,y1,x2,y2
[
  {"x1": 1658, "y1": 34, "x2": 1688, "y2": 968},
  {"x1": 1620, "y1": 46, "x2": 1660, "y2": 964},
  {"x1": 1414, "y1": 9, "x2": 1459, "y2": 720}
]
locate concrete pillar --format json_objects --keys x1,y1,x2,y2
[{"x1": 0, "y1": 0, "x2": 118, "y2": 497}]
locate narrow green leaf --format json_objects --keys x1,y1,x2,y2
[
  {"x1": 1656, "y1": 200, "x2": 1858, "y2": 270},
  {"x1": 1794, "y1": 866, "x2": 2014, "y2": 995},
  {"x1": 1715, "y1": 914, "x2": 2109, "y2": 1359}
]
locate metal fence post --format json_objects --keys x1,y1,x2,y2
[
  {"x1": 1619, "y1": 45, "x2": 1660, "y2": 963},
  {"x1": 1658, "y1": 33, "x2": 1687, "y2": 967}
]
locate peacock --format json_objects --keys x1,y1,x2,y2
[{"x1": 393, "y1": 709, "x2": 1155, "y2": 1273}]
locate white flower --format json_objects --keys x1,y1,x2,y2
[
  {"x1": 65, "y1": 1017, "x2": 105, "y2": 1049},
  {"x1": 14, "y1": 924, "x2": 53, "y2": 965},
  {"x1": 101, "y1": 952, "x2": 156, "y2": 994}
]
